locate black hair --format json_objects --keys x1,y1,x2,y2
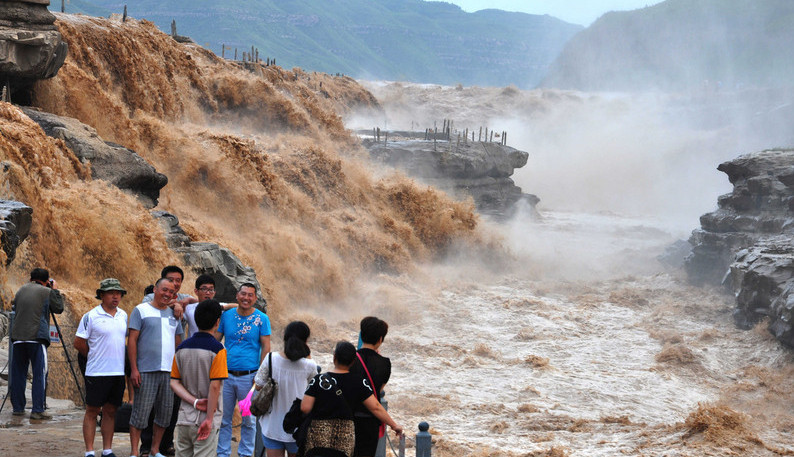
[
  {"x1": 30, "y1": 268, "x2": 49, "y2": 283},
  {"x1": 195, "y1": 274, "x2": 215, "y2": 289},
  {"x1": 239, "y1": 282, "x2": 257, "y2": 293},
  {"x1": 333, "y1": 341, "x2": 356, "y2": 367},
  {"x1": 143, "y1": 284, "x2": 155, "y2": 295},
  {"x1": 154, "y1": 277, "x2": 174, "y2": 288},
  {"x1": 195, "y1": 299, "x2": 223, "y2": 331},
  {"x1": 160, "y1": 265, "x2": 184, "y2": 280},
  {"x1": 360, "y1": 316, "x2": 388, "y2": 345},
  {"x1": 284, "y1": 321, "x2": 311, "y2": 361}
]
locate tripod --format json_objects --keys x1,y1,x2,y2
[
  {"x1": 51, "y1": 310, "x2": 85, "y2": 407},
  {"x1": 0, "y1": 310, "x2": 85, "y2": 415}
]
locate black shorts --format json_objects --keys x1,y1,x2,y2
[
  {"x1": 85, "y1": 375, "x2": 126, "y2": 408},
  {"x1": 353, "y1": 416, "x2": 381, "y2": 457}
]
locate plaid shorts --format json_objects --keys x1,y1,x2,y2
[{"x1": 130, "y1": 371, "x2": 173, "y2": 429}]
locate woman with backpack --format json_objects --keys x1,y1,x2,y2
[{"x1": 255, "y1": 321, "x2": 318, "y2": 457}]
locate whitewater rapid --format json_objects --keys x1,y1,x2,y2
[{"x1": 307, "y1": 211, "x2": 793, "y2": 456}]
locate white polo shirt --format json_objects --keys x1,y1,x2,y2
[{"x1": 75, "y1": 305, "x2": 128, "y2": 376}]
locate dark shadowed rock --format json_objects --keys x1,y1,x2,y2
[
  {"x1": 21, "y1": 108, "x2": 168, "y2": 208},
  {"x1": 151, "y1": 210, "x2": 190, "y2": 248},
  {"x1": 0, "y1": 200, "x2": 32, "y2": 265},
  {"x1": 657, "y1": 239, "x2": 692, "y2": 269},
  {"x1": 0, "y1": 0, "x2": 67, "y2": 103},
  {"x1": 152, "y1": 211, "x2": 267, "y2": 312},
  {"x1": 686, "y1": 149, "x2": 794, "y2": 344},
  {"x1": 364, "y1": 136, "x2": 536, "y2": 217}
]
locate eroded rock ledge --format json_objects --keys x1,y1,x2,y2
[
  {"x1": 685, "y1": 149, "x2": 794, "y2": 345},
  {"x1": 363, "y1": 137, "x2": 537, "y2": 218},
  {"x1": 22, "y1": 108, "x2": 168, "y2": 208},
  {"x1": 0, "y1": 0, "x2": 67, "y2": 103}
]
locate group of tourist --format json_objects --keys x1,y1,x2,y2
[{"x1": 8, "y1": 266, "x2": 403, "y2": 457}]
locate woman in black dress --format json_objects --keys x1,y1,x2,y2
[{"x1": 300, "y1": 342, "x2": 402, "y2": 457}]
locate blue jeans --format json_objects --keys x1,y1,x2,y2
[
  {"x1": 11, "y1": 342, "x2": 46, "y2": 413},
  {"x1": 217, "y1": 372, "x2": 256, "y2": 457}
]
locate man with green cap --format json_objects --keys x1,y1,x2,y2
[{"x1": 74, "y1": 278, "x2": 130, "y2": 457}]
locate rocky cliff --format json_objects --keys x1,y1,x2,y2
[
  {"x1": 364, "y1": 135, "x2": 536, "y2": 217},
  {"x1": 0, "y1": 0, "x2": 67, "y2": 103},
  {"x1": 685, "y1": 149, "x2": 794, "y2": 345}
]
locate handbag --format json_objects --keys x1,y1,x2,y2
[
  {"x1": 250, "y1": 352, "x2": 277, "y2": 416},
  {"x1": 356, "y1": 352, "x2": 386, "y2": 438}
]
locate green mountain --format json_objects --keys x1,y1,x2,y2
[
  {"x1": 540, "y1": 0, "x2": 794, "y2": 91},
  {"x1": 57, "y1": 0, "x2": 582, "y2": 88}
]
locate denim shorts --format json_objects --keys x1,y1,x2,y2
[{"x1": 262, "y1": 435, "x2": 298, "y2": 454}]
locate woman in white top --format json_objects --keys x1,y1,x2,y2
[{"x1": 255, "y1": 321, "x2": 318, "y2": 457}]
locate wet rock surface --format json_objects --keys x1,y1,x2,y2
[
  {"x1": 686, "y1": 149, "x2": 794, "y2": 344},
  {"x1": 0, "y1": 199, "x2": 32, "y2": 264},
  {"x1": 0, "y1": 0, "x2": 67, "y2": 102},
  {"x1": 152, "y1": 211, "x2": 267, "y2": 312},
  {"x1": 364, "y1": 137, "x2": 536, "y2": 217},
  {"x1": 729, "y1": 238, "x2": 794, "y2": 337},
  {"x1": 22, "y1": 108, "x2": 168, "y2": 208}
]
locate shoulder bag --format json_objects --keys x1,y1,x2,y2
[{"x1": 250, "y1": 352, "x2": 277, "y2": 416}]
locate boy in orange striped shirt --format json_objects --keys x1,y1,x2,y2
[{"x1": 170, "y1": 300, "x2": 228, "y2": 457}]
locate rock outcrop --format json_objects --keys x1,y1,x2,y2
[
  {"x1": 685, "y1": 149, "x2": 794, "y2": 344},
  {"x1": 0, "y1": 199, "x2": 32, "y2": 264},
  {"x1": 152, "y1": 211, "x2": 268, "y2": 312},
  {"x1": 0, "y1": 0, "x2": 68, "y2": 102},
  {"x1": 364, "y1": 137, "x2": 536, "y2": 217},
  {"x1": 22, "y1": 108, "x2": 168, "y2": 208},
  {"x1": 0, "y1": 311, "x2": 9, "y2": 341}
]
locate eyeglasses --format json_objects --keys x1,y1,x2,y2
[{"x1": 198, "y1": 287, "x2": 215, "y2": 292}]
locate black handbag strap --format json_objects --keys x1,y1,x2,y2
[{"x1": 267, "y1": 352, "x2": 273, "y2": 381}]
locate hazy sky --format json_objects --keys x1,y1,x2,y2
[{"x1": 442, "y1": 0, "x2": 663, "y2": 25}]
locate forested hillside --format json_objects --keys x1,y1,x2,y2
[{"x1": 61, "y1": 0, "x2": 581, "y2": 88}]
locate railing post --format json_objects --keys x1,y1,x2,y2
[{"x1": 416, "y1": 421, "x2": 431, "y2": 457}]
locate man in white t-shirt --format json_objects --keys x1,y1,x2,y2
[{"x1": 74, "y1": 278, "x2": 130, "y2": 457}]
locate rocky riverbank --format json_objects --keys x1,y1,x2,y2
[{"x1": 685, "y1": 149, "x2": 794, "y2": 346}]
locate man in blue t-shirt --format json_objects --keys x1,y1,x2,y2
[{"x1": 214, "y1": 283, "x2": 271, "y2": 457}]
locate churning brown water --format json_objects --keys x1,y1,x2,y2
[{"x1": 1, "y1": 13, "x2": 793, "y2": 457}]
